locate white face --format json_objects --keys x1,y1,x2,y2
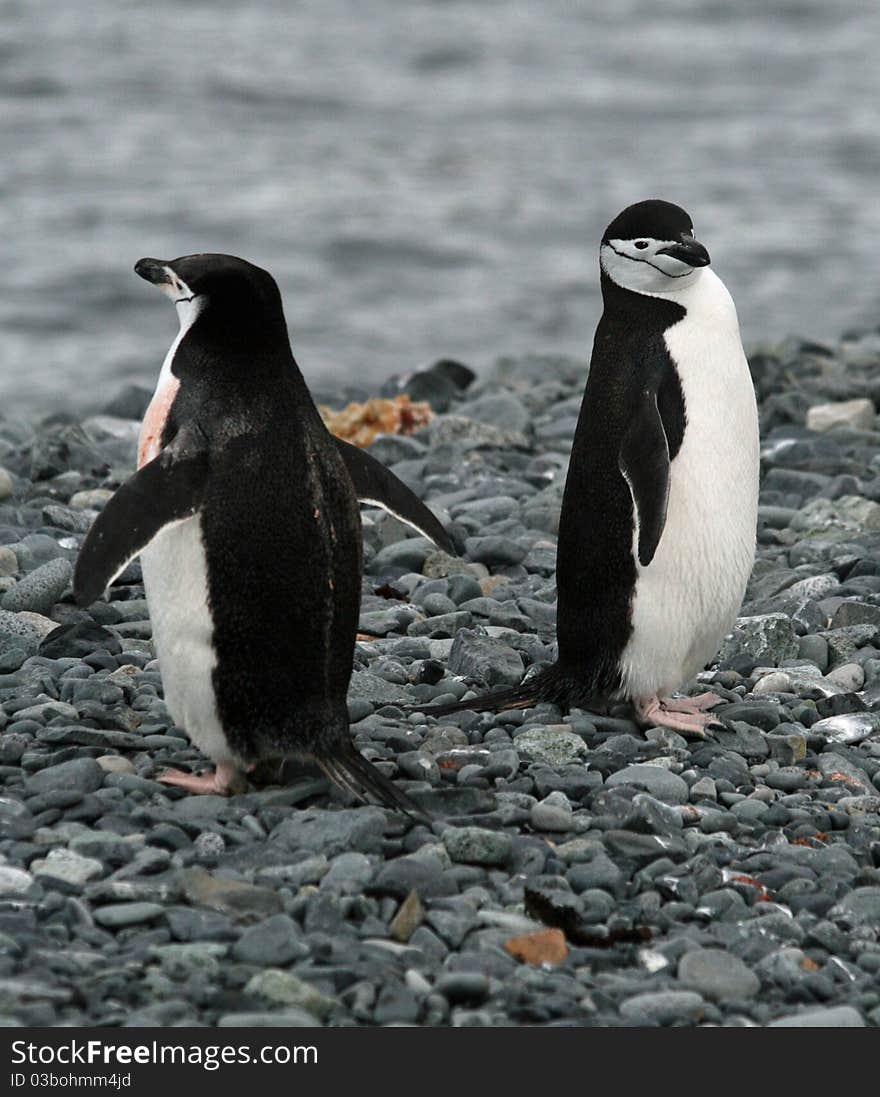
[
  {"x1": 157, "y1": 266, "x2": 204, "y2": 328},
  {"x1": 600, "y1": 236, "x2": 706, "y2": 295}
]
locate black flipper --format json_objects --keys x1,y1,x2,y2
[
  {"x1": 334, "y1": 437, "x2": 455, "y2": 555},
  {"x1": 618, "y1": 388, "x2": 670, "y2": 567},
  {"x1": 73, "y1": 426, "x2": 210, "y2": 606},
  {"x1": 314, "y1": 739, "x2": 430, "y2": 821}
]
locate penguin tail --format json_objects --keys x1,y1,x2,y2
[
  {"x1": 315, "y1": 739, "x2": 430, "y2": 822},
  {"x1": 405, "y1": 663, "x2": 580, "y2": 718}
]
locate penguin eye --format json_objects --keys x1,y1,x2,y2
[{"x1": 633, "y1": 240, "x2": 649, "y2": 250}]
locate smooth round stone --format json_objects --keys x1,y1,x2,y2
[
  {"x1": 689, "y1": 776, "x2": 717, "y2": 801},
  {"x1": 0, "y1": 558, "x2": 72, "y2": 615},
  {"x1": 806, "y1": 399, "x2": 875, "y2": 432},
  {"x1": 69, "y1": 489, "x2": 113, "y2": 510},
  {"x1": 0, "y1": 866, "x2": 34, "y2": 895},
  {"x1": 825, "y1": 662, "x2": 865, "y2": 692},
  {"x1": 580, "y1": 888, "x2": 615, "y2": 923},
  {"x1": 31, "y1": 848, "x2": 104, "y2": 889},
  {"x1": 0, "y1": 608, "x2": 58, "y2": 655},
  {"x1": 25, "y1": 757, "x2": 104, "y2": 796},
  {"x1": 443, "y1": 826, "x2": 512, "y2": 866},
  {"x1": 763, "y1": 768, "x2": 809, "y2": 792},
  {"x1": 216, "y1": 1010, "x2": 318, "y2": 1028},
  {"x1": 530, "y1": 802, "x2": 574, "y2": 832},
  {"x1": 566, "y1": 852, "x2": 623, "y2": 893},
  {"x1": 810, "y1": 711, "x2": 880, "y2": 745},
  {"x1": 93, "y1": 902, "x2": 166, "y2": 928},
  {"x1": 798, "y1": 634, "x2": 829, "y2": 673},
  {"x1": 753, "y1": 671, "x2": 792, "y2": 695},
  {"x1": 320, "y1": 852, "x2": 373, "y2": 892},
  {"x1": 677, "y1": 948, "x2": 760, "y2": 1001},
  {"x1": 715, "y1": 701, "x2": 780, "y2": 730},
  {"x1": 769, "y1": 1005, "x2": 865, "y2": 1027},
  {"x1": 828, "y1": 887, "x2": 880, "y2": 926},
  {"x1": 421, "y1": 592, "x2": 458, "y2": 617},
  {"x1": 619, "y1": 990, "x2": 705, "y2": 1026},
  {"x1": 0, "y1": 468, "x2": 12, "y2": 501},
  {"x1": 232, "y1": 914, "x2": 309, "y2": 966},
  {"x1": 605, "y1": 764, "x2": 689, "y2": 805},
  {"x1": 731, "y1": 799, "x2": 770, "y2": 822}
]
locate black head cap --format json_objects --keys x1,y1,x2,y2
[
  {"x1": 134, "y1": 253, "x2": 285, "y2": 338},
  {"x1": 602, "y1": 200, "x2": 694, "y2": 244}
]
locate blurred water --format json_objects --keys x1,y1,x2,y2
[{"x1": 2, "y1": 0, "x2": 880, "y2": 414}]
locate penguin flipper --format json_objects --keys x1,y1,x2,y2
[
  {"x1": 73, "y1": 426, "x2": 210, "y2": 606},
  {"x1": 618, "y1": 393, "x2": 670, "y2": 567},
  {"x1": 333, "y1": 436, "x2": 455, "y2": 554}
]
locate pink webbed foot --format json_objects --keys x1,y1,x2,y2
[
  {"x1": 158, "y1": 760, "x2": 244, "y2": 796},
  {"x1": 633, "y1": 693, "x2": 723, "y2": 739},
  {"x1": 660, "y1": 691, "x2": 724, "y2": 715}
]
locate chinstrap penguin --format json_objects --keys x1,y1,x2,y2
[
  {"x1": 414, "y1": 200, "x2": 759, "y2": 735},
  {"x1": 74, "y1": 252, "x2": 453, "y2": 807}
]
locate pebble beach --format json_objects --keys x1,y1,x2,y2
[{"x1": 2, "y1": 333, "x2": 880, "y2": 1028}]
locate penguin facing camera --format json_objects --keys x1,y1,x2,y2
[{"x1": 412, "y1": 200, "x2": 760, "y2": 736}]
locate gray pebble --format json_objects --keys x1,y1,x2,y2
[
  {"x1": 25, "y1": 757, "x2": 104, "y2": 796},
  {"x1": 232, "y1": 914, "x2": 309, "y2": 966},
  {"x1": 1, "y1": 558, "x2": 72, "y2": 615},
  {"x1": 769, "y1": 1005, "x2": 865, "y2": 1027},
  {"x1": 605, "y1": 764, "x2": 689, "y2": 805},
  {"x1": 678, "y1": 948, "x2": 760, "y2": 1001},
  {"x1": 443, "y1": 826, "x2": 512, "y2": 866},
  {"x1": 619, "y1": 990, "x2": 705, "y2": 1025}
]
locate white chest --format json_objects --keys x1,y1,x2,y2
[
  {"x1": 619, "y1": 270, "x2": 759, "y2": 697},
  {"x1": 141, "y1": 515, "x2": 231, "y2": 763}
]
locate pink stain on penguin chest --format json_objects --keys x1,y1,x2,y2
[{"x1": 138, "y1": 374, "x2": 180, "y2": 468}]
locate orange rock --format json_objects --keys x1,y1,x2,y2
[
  {"x1": 503, "y1": 928, "x2": 568, "y2": 965},
  {"x1": 320, "y1": 395, "x2": 433, "y2": 448}
]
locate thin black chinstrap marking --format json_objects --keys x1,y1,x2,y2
[{"x1": 606, "y1": 240, "x2": 694, "y2": 279}]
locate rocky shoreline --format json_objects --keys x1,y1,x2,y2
[{"x1": 1, "y1": 331, "x2": 880, "y2": 1027}]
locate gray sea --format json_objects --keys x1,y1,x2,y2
[{"x1": 3, "y1": 0, "x2": 880, "y2": 414}]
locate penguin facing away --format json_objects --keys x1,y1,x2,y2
[
  {"x1": 415, "y1": 200, "x2": 759, "y2": 735},
  {"x1": 74, "y1": 253, "x2": 453, "y2": 806}
]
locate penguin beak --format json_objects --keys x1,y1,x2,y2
[
  {"x1": 134, "y1": 258, "x2": 173, "y2": 286},
  {"x1": 656, "y1": 237, "x2": 711, "y2": 268}
]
